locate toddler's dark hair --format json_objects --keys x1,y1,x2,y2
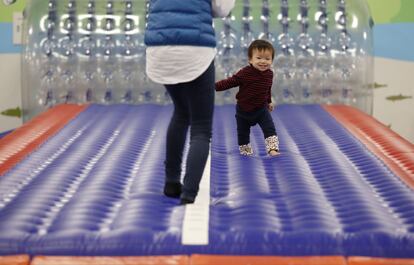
[{"x1": 248, "y1": 39, "x2": 275, "y2": 60}]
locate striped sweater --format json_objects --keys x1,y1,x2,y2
[{"x1": 215, "y1": 65, "x2": 273, "y2": 112}]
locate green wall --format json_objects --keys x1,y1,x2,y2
[
  {"x1": 0, "y1": 0, "x2": 26, "y2": 22},
  {"x1": 366, "y1": 0, "x2": 414, "y2": 24}
]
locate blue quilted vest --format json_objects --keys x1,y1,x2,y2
[{"x1": 144, "y1": 0, "x2": 216, "y2": 47}]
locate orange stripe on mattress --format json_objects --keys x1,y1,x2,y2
[
  {"x1": 0, "y1": 104, "x2": 87, "y2": 176},
  {"x1": 348, "y1": 256, "x2": 414, "y2": 265},
  {"x1": 324, "y1": 105, "x2": 414, "y2": 190},
  {"x1": 191, "y1": 255, "x2": 346, "y2": 265},
  {"x1": 0, "y1": 255, "x2": 30, "y2": 265},
  {"x1": 31, "y1": 255, "x2": 189, "y2": 265}
]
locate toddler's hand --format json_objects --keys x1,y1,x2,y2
[{"x1": 268, "y1": 103, "x2": 274, "y2": 112}]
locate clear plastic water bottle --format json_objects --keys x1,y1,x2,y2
[
  {"x1": 296, "y1": 71, "x2": 313, "y2": 104},
  {"x1": 275, "y1": 71, "x2": 296, "y2": 103}
]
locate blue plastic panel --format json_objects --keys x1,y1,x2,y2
[{"x1": 0, "y1": 104, "x2": 413, "y2": 257}]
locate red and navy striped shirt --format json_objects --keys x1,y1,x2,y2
[{"x1": 215, "y1": 65, "x2": 273, "y2": 112}]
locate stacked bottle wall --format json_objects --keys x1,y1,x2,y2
[{"x1": 22, "y1": 0, "x2": 373, "y2": 121}]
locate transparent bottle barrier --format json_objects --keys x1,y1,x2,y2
[{"x1": 22, "y1": 0, "x2": 373, "y2": 121}]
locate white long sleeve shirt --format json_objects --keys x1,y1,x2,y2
[{"x1": 145, "y1": 0, "x2": 235, "y2": 85}]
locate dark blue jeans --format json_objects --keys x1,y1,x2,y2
[
  {"x1": 164, "y1": 62, "x2": 215, "y2": 201},
  {"x1": 235, "y1": 105, "x2": 277, "y2": 146}
]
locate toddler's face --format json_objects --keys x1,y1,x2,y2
[{"x1": 249, "y1": 49, "x2": 273, "y2": 72}]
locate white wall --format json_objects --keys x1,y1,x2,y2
[
  {"x1": 0, "y1": 53, "x2": 22, "y2": 132},
  {"x1": 372, "y1": 57, "x2": 414, "y2": 143}
]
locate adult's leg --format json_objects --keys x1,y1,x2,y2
[
  {"x1": 164, "y1": 83, "x2": 190, "y2": 196},
  {"x1": 180, "y1": 62, "x2": 215, "y2": 201}
]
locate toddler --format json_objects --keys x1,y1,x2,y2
[{"x1": 215, "y1": 39, "x2": 279, "y2": 156}]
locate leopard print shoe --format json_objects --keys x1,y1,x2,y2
[
  {"x1": 265, "y1": 135, "x2": 279, "y2": 154},
  {"x1": 239, "y1": 143, "x2": 253, "y2": 156}
]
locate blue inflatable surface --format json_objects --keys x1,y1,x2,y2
[
  {"x1": 0, "y1": 104, "x2": 413, "y2": 257},
  {"x1": 0, "y1": 130, "x2": 13, "y2": 139}
]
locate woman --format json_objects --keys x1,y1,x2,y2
[{"x1": 144, "y1": 0, "x2": 235, "y2": 204}]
